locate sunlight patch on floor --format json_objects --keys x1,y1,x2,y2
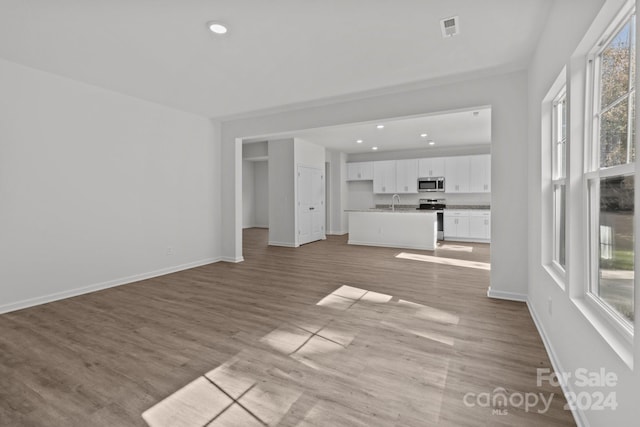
[
  {"x1": 143, "y1": 283, "x2": 456, "y2": 426},
  {"x1": 438, "y1": 244, "x2": 474, "y2": 252},
  {"x1": 397, "y1": 299, "x2": 460, "y2": 325},
  {"x1": 396, "y1": 252, "x2": 491, "y2": 270}
]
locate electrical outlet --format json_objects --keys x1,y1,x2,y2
[
  {"x1": 167, "y1": 246, "x2": 174, "y2": 255},
  {"x1": 548, "y1": 297, "x2": 552, "y2": 316}
]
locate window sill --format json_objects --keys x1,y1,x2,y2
[
  {"x1": 571, "y1": 296, "x2": 633, "y2": 369},
  {"x1": 543, "y1": 263, "x2": 566, "y2": 290}
]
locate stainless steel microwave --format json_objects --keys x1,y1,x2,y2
[{"x1": 418, "y1": 177, "x2": 445, "y2": 192}]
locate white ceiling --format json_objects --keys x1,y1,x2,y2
[
  {"x1": 0, "y1": 1, "x2": 553, "y2": 118},
  {"x1": 246, "y1": 107, "x2": 491, "y2": 153}
]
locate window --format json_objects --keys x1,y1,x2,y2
[
  {"x1": 552, "y1": 89, "x2": 567, "y2": 269},
  {"x1": 586, "y1": 12, "x2": 635, "y2": 328}
]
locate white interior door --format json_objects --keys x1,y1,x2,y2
[{"x1": 298, "y1": 165, "x2": 324, "y2": 245}]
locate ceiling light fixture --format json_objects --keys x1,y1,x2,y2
[
  {"x1": 473, "y1": 111, "x2": 480, "y2": 116},
  {"x1": 428, "y1": 141, "x2": 436, "y2": 146},
  {"x1": 356, "y1": 139, "x2": 363, "y2": 144},
  {"x1": 372, "y1": 146, "x2": 379, "y2": 151},
  {"x1": 207, "y1": 22, "x2": 228, "y2": 34},
  {"x1": 376, "y1": 125, "x2": 385, "y2": 129},
  {"x1": 420, "y1": 133, "x2": 428, "y2": 138}
]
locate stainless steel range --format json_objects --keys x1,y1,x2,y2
[{"x1": 417, "y1": 198, "x2": 446, "y2": 240}]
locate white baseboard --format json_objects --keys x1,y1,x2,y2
[
  {"x1": 0, "y1": 257, "x2": 221, "y2": 315},
  {"x1": 527, "y1": 301, "x2": 588, "y2": 427},
  {"x1": 348, "y1": 239, "x2": 435, "y2": 251},
  {"x1": 219, "y1": 256, "x2": 244, "y2": 263},
  {"x1": 268, "y1": 241, "x2": 297, "y2": 247},
  {"x1": 444, "y1": 237, "x2": 491, "y2": 243},
  {"x1": 486, "y1": 287, "x2": 527, "y2": 302}
]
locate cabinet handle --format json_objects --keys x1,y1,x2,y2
[
  {"x1": 484, "y1": 184, "x2": 488, "y2": 190},
  {"x1": 383, "y1": 186, "x2": 386, "y2": 192},
  {"x1": 405, "y1": 186, "x2": 408, "y2": 191},
  {"x1": 358, "y1": 173, "x2": 361, "y2": 178}
]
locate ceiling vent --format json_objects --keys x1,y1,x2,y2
[{"x1": 440, "y1": 16, "x2": 459, "y2": 38}]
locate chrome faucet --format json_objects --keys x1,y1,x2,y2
[{"x1": 391, "y1": 194, "x2": 400, "y2": 211}]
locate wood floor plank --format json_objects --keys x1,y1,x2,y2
[{"x1": 0, "y1": 229, "x2": 575, "y2": 426}]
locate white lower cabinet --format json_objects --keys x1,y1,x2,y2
[
  {"x1": 444, "y1": 210, "x2": 490, "y2": 242},
  {"x1": 444, "y1": 211, "x2": 470, "y2": 239},
  {"x1": 469, "y1": 211, "x2": 491, "y2": 239}
]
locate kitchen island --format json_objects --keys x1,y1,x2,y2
[{"x1": 347, "y1": 209, "x2": 437, "y2": 251}]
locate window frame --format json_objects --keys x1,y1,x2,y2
[
  {"x1": 551, "y1": 88, "x2": 568, "y2": 275},
  {"x1": 584, "y1": 7, "x2": 636, "y2": 340}
]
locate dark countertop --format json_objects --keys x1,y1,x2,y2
[
  {"x1": 374, "y1": 204, "x2": 417, "y2": 210},
  {"x1": 345, "y1": 208, "x2": 436, "y2": 213},
  {"x1": 446, "y1": 205, "x2": 491, "y2": 210}
]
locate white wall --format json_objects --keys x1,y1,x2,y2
[
  {"x1": 347, "y1": 181, "x2": 375, "y2": 210},
  {"x1": 267, "y1": 139, "x2": 295, "y2": 246},
  {"x1": 0, "y1": 57, "x2": 220, "y2": 313},
  {"x1": 266, "y1": 138, "x2": 325, "y2": 246},
  {"x1": 295, "y1": 138, "x2": 326, "y2": 170},
  {"x1": 253, "y1": 161, "x2": 269, "y2": 227},
  {"x1": 221, "y1": 68, "x2": 529, "y2": 299},
  {"x1": 326, "y1": 149, "x2": 348, "y2": 234},
  {"x1": 242, "y1": 142, "x2": 269, "y2": 229},
  {"x1": 527, "y1": 0, "x2": 639, "y2": 426},
  {"x1": 347, "y1": 144, "x2": 490, "y2": 162},
  {"x1": 243, "y1": 141, "x2": 268, "y2": 159},
  {"x1": 242, "y1": 160, "x2": 255, "y2": 228}
]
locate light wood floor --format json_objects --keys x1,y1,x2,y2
[{"x1": 0, "y1": 229, "x2": 575, "y2": 426}]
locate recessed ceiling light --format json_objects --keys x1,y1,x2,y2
[
  {"x1": 420, "y1": 133, "x2": 428, "y2": 138},
  {"x1": 376, "y1": 125, "x2": 385, "y2": 129},
  {"x1": 356, "y1": 139, "x2": 363, "y2": 144},
  {"x1": 428, "y1": 141, "x2": 436, "y2": 146},
  {"x1": 208, "y1": 22, "x2": 228, "y2": 34},
  {"x1": 372, "y1": 146, "x2": 379, "y2": 151},
  {"x1": 473, "y1": 111, "x2": 480, "y2": 116}
]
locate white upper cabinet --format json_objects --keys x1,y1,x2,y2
[
  {"x1": 370, "y1": 154, "x2": 489, "y2": 194},
  {"x1": 444, "y1": 156, "x2": 470, "y2": 193},
  {"x1": 373, "y1": 160, "x2": 396, "y2": 193},
  {"x1": 346, "y1": 162, "x2": 374, "y2": 181},
  {"x1": 395, "y1": 159, "x2": 418, "y2": 193},
  {"x1": 418, "y1": 157, "x2": 445, "y2": 178},
  {"x1": 469, "y1": 155, "x2": 491, "y2": 193}
]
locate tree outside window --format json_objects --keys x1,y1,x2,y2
[{"x1": 589, "y1": 14, "x2": 635, "y2": 324}]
